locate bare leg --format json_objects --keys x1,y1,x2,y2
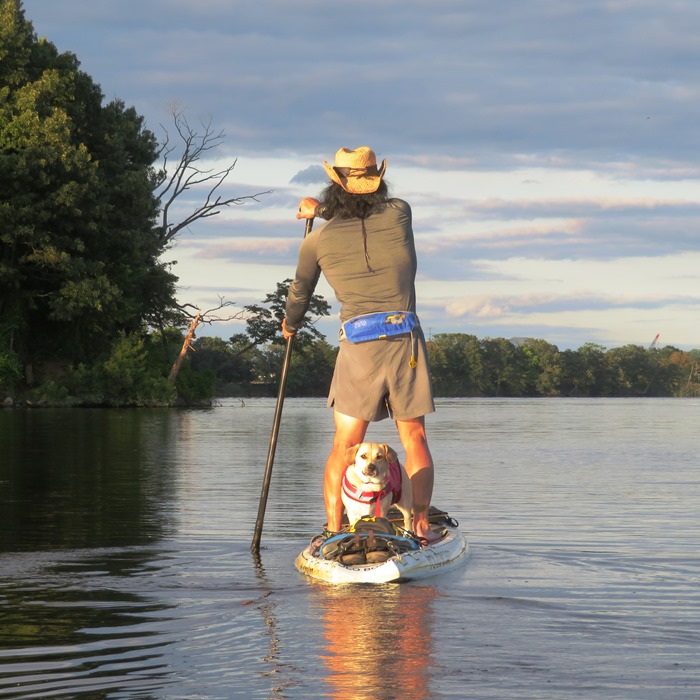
[
  {"x1": 324, "y1": 410, "x2": 369, "y2": 532},
  {"x1": 396, "y1": 417, "x2": 440, "y2": 542}
]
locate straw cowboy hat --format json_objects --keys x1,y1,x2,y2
[{"x1": 323, "y1": 146, "x2": 387, "y2": 194}]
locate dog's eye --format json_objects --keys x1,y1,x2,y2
[{"x1": 359, "y1": 453, "x2": 367, "y2": 460}]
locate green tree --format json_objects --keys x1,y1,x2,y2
[
  {"x1": 244, "y1": 278, "x2": 331, "y2": 349},
  {"x1": 605, "y1": 344, "x2": 660, "y2": 396},
  {"x1": 0, "y1": 1, "x2": 178, "y2": 390},
  {"x1": 647, "y1": 345, "x2": 684, "y2": 397},
  {"x1": 33, "y1": 330, "x2": 178, "y2": 407},
  {"x1": 190, "y1": 334, "x2": 256, "y2": 389},
  {"x1": 560, "y1": 343, "x2": 609, "y2": 396},
  {"x1": 520, "y1": 338, "x2": 561, "y2": 396},
  {"x1": 677, "y1": 349, "x2": 700, "y2": 397},
  {"x1": 479, "y1": 337, "x2": 528, "y2": 396},
  {"x1": 428, "y1": 333, "x2": 483, "y2": 396},
  {"x1": 0, "y1": 348, "x2": 21, "y2": 393},
  {"x1": 253, "y1": 338, "x2": 336, "y2": 397},
  {"x1": 666, "y1": 348, "x2": 699, "y2": 397},
  {"x1": 186, "y1": 278, "x2": 334, "y2": 397},
  {"x1": 286, "y1": 339, "x2": 337, "y2": 396}
]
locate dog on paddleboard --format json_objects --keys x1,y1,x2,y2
[{"x1": 342, "y1": 443, "x2": 413, "y2": 533}]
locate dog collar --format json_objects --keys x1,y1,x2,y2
[{"x1": 342, "y1": 461, "x2": 403, "y2": 518}]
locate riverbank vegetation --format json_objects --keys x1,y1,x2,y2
[
  {"x1": 7, "y1": 322, "x2": 697, "y2": 406},
  {"x1": 190, "y1": 331, "x2": 699, "y2": 400},
  {"x1": 427, "y1": 334, "x2": 699, "y2": 398}
]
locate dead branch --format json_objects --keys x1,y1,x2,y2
[
  {"x1": 155, "y1": 107, "x2": 270, "y2": 244},
  {"x1": 178, "y1": 296, "x2": 247, "y2": 325},
  {"x1": 168, "y1": 297, "x2": 248, "y2": 383}
]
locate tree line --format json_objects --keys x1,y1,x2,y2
[
  {"x1": 189, "y1": 328, "x2": 699, "y2": 400},
  {"x1": 426, "y1": 334, "x2": 699, "y2": 398}
]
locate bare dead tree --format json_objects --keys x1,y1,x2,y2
[
  {"x1": 168, "y1": 296, "x2": 248, "y2": 384},
  {"x1": 155, "y1": 107, "x2": 270, "y2": 245},
  {"x1": 151, "y1": 107, "x2": 271, "y2": 382}
]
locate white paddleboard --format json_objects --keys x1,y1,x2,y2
[{"x1": 295, "y1": 521, "x2": 469, "y2": 584}]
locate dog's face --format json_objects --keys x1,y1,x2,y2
[{"x1": 345, "y1": 443, "x2": 397, "y2": 485}]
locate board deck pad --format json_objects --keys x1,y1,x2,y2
[{"x1": 338, "y1": 505, "x2": 453, "y2": 528}]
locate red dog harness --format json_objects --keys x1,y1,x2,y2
[{"x1": 342, "y1": 460, "x2": 403, "y2": 518}]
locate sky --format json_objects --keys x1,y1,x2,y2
[{"x1": 20, "y1": 0, "x2": 700, "y2": 350}]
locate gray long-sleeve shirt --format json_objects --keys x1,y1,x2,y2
[{"x1": 285, "y1": 199, "x2": 418, "y2": 331}]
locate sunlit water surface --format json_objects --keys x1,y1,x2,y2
[{"x1": 1, "y1": 398, "x2": 698, "y2": 699}]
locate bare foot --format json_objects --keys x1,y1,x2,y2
[{"x1": 413, "y1": 518, "x2": 443, "y2": 544}]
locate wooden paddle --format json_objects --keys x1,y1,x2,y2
[{"x1": 251, "y1": 216, "x2": 314, "y2": 553}]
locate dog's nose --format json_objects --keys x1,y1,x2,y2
[{"x1": 365, "y1": 464, "x2": 377, "y2": 476}]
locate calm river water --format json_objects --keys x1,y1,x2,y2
[{"x1": 1, "y1": 397, "x2": 699, "y2": 699}]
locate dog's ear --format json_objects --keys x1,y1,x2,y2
[
  {"x1": 345, "y1": 444, "x2": 361, "y2": 465},
  {"x1": 382, "y1": 444, "x2": 397, "y2": 463}
]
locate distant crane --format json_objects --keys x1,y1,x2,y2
[{"x1": 648, "y1": 333, "x2": 660, "y2": 350}]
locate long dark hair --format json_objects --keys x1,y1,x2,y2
[{"x1": 319, "y1": 180, "x2": 390, "y2": 220}]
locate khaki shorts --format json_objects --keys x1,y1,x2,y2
[{"x1": 327, "y1": 328, "x2": 435, "y2": 422}]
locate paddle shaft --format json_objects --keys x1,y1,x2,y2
[{"x1": 251, "y1": 216, "x2": 314, "y2": 553}]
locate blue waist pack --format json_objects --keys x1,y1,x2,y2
[{"x1": 340, "y1": 311, "x2": 417, "y2": 343}]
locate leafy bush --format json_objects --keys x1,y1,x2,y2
[
  {"x1": 99, "y1": 332, "x2": 176, "y2": 406},
  {"x1": 27, "y1": 380, "x2": 76, "y2": 407},
  {"x1": 0, "y1": 350, "x2": 22, "y2": 393},
  {"x1": 27, "y1": 332, "x2": 178, "y2": 406},
  {"x1": 175, "y1": 364, "x2": 215, "y2": 405}
]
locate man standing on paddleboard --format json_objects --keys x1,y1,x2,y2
[{"x1": 283, "y1": 146, "x2": 440, "y2": 543}]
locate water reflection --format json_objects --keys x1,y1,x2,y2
[
  {"x1": 0, "y1": 547, "x2": 177, "y2": 698},
  {"x1": 250, "y1": 551, "x2": 299, "y2": 698},
  {"x1": 0, "y1": 409, "x2": 180, "y2": 551},
  {"x1": 316, "y1": 583, "x2": 437, "y2": 700}
]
